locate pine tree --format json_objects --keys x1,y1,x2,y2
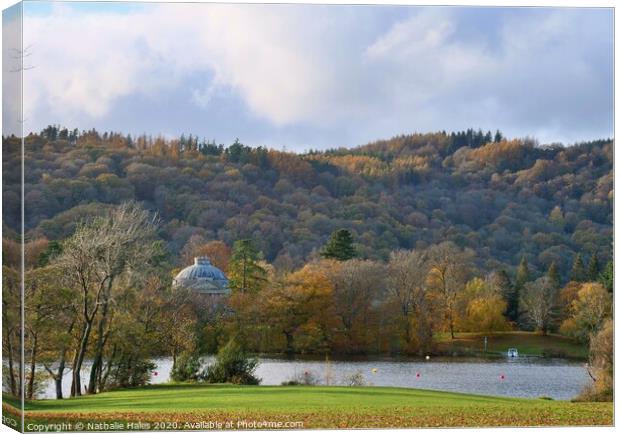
[
  {"x1": 515, "y1": 256, "x2": 530, "y2": 289},
  {"x1": 588, "y1": 252, "x2": 600, "y2": 281},
  {"x1": 495, "y1": 269, "x2": 517, "y2": 322},
  {"x1": 514, "y1": 256, "x2": 530, "y2": 325},
  {"x1": 599, "y1": 261, "x2": 613, "y2": 293},
  {"x1": 228, "y1": 239, "x2": 267, "y2": 293},
  {"x1": 570, "y1": 253, "x2": 587, "y2": 282},
  {"x1": 547, "y1": 261, "x2": 560, "y2": 289},
  {"x1": 320, "y1": 229, "x2": 357, "y2": 261}
]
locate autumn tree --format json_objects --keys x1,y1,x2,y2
[
  {"x1": 520, "y1": 276, "x2": 560, "y2": 335},
  {"x1": 386, "y1": 249, "x2": 432, "y2": 351},
  {"x1": 263, "y1": 263, "x2": 336, "y2": 355},
  {"x1": 458, "y1": 277, "x2": 509, "y2": 333},
  {"x1": 328, "y1": 259, "x2": 385, "y2": 352},
  {"x1": 181, "y1": 237, "x2": 231, "y2": 273},
  {"x1": 163, "y1": 286, "x2": 199, "y2": 368},
  {"x1": 2, "y1": 266, "x2": 21, "y2": 397},
  {"x1": 55, "y1": 202, "x2": 158, "y2": 396},
  {"x1": 25, "y1": 265, "x2": 75, "y2": 399},
  {"x1": 580, "y1": 319, "x2": 613, "y2": 401},
  {"x1": 560, "y1": 283, "x2": 611, "y2": 344},
  {"x1": 426, "y1": 242, "x2": 474, "y2": 339}
]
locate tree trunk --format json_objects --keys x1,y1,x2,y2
[
  {"x1": 71, "y1": 320, "x2": 94, "y2": 397},
  {"x1": 88, "y1": 295, "x2": 111, "y2": 394},
  {"x1": 284, "y1": 331, "x2": 294, "y2": 358},
  {"x1": 55, "y1": 357, "x2": 66, "y2": 400},
  {"x1": 4, "y1": 326, "x2": 18, "y2": 396},
  {"x1": 401, "y1": 304, "x2": 411, "y2": 344},
  {"x1": 52, "y1": 318, "x2": 75, "y2": 400},
  {"x1": 26, "y1": 334, "x2": 38, "y2": 400},
  {"x1": 98, "y1": 345, "x2": 116, "y2": 392}
]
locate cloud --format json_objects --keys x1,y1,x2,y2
[
  {"x1": 21, "y1": 4, "x2": 612, "y2": 147},
  {"x1": 3, "y1": 6, "x2": 24, "y2": 136}
]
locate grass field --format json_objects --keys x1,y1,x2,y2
[
  {"x1": 436, "y1": 331, "x2": 588, "y2": 359},
  {"x1": 3, "y1": 383, "x2": 612, "y2": 430}
]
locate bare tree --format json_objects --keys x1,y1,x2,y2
[
  {"x1": 386, "y1": 250, "x2": 429, "y2": 347},
  {"x1": 329, "y1": 259, "x2": 385, "y2": 351},
  {"x1": 56, "y1": 202, "x2": 158, "y2": 396},
  {"x1": 520, "y1": 276, "x2": 560, "y2": 335}
]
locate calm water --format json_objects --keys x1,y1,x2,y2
[{"x1": 39, "y1": 356, "x2": 590, "y2": 401}]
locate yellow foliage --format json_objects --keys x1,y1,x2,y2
[{"x1": 461, "y1": 295, "x2": 510, "y2": 332}]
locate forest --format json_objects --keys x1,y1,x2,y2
[
  {"x1": 3, "y1": 126, "x2": 613, "y2": 279},
  {"x1": 1, "y1": 127, "x2": 613, "y2": 401}
]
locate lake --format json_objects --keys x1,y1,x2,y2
[{"x1": 38, "y1": 356, "x2": 591, "y2": 401}]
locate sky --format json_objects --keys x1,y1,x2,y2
[{"x1": 3, "y1": 2, "x2": 614, "y2": 150}]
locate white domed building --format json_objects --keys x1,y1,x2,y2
[{"x1": 173, "y1": 256, "x2": 230, "y2": 295}]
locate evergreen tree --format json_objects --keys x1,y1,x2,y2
[
  {"x1": 588, "y1": 252, "x2": 600, "y2": 281},
  {"x1": 514, "y1": 256, "x2": 530, "y2": 326},
  {"x1": 547, "y1": 261, "x2": 560, "y2": 289},
  {"x1": 228, "y1": 239, "x2": 267, "y2": 293},
  {"x1": 320, "y1": 229, "x2": 357, "y2": 261},
  {"x1": 494, "y1": 269, "x2": 517, "y2": 322},
  {"x1": 570, "y1": 253, "x2": 587, "y2": 282},
  {"x1": 515, "y1": 256, "x2": 530, "y2": 289},
  {"x1": 37, "y1": 240, "x2": 63, "y2": 267},
  {"x1": 493, "y1": 129, "x2": 503, "y2": 143},
  {"x1": 599, "y1": 261, "x2": 613, "y2": 293}
]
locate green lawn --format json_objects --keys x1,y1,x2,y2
[
  {"x1": 436, "y1": 331, "x2": 588, "y2": 359},
  {"x1": 3, "y1": 383, "x2": 612, "y2": 430}
]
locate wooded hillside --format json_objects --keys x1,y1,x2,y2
[{"x1": 3, "y1": 127, "x2": 613, "y2": 282}]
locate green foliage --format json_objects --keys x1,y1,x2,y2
[
  {"x1": 598, "y1": 261, "x2": 613, "y2": 292},
  {"x1": 547, "y1": 262, "x2": 560, "y2": 289},
  {"x1": 228, "y1": 239, "x2": 267, "y2": 292},
  {"x1": 37, "y1": 240, "x2": 63, "y2": 267},
  {"x1": 493, "y1": 270, "x2": 517, "y2": 322},
  {"x1": 513, "y1": 256, "x2": 530, "y2": 324},
  {"x1": 515, "y1": 256, "x2": 530, "y2": 288},
  {"x1": 171, "y1": 353, "x2": 203, "y2": 382},
  {"x1": 107, "y1": 358, "x2": 156, "y2": 390},
  {"x1": 321, "y1": 229, "x2": 357, "y2": 261},
  {"x1": 588, "y1": 252, "x2": 600, "y2": 281},
  {"x1": 570, "y1": 254, "x2": 587, "y2": 282},
  {"x1": 202, "y1": 338, "x2": 261, "y2": 385}
]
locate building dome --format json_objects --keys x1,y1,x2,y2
[{"x1": 173, "y1": 256, "x2": 230, "y2": 295}]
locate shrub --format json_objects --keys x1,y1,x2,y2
[
  {"x1": 282, "y1": 370, "x2": 319, "y2": 386},
  {"x1": 108, "y1": 357, "x2": 156, "y2": 389},
  {"x1": 201, "y1": 338, "x2": 260, "y2": 385},
  {"x1": 576, "y1": 319, "x2": 613, "y2": 401},
  {"x1": 342, "y1": 370, "x2": 366, "y2": 386},
  {"x1": 171, "y1": 353, "x2": 203, "y2": 382}
]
